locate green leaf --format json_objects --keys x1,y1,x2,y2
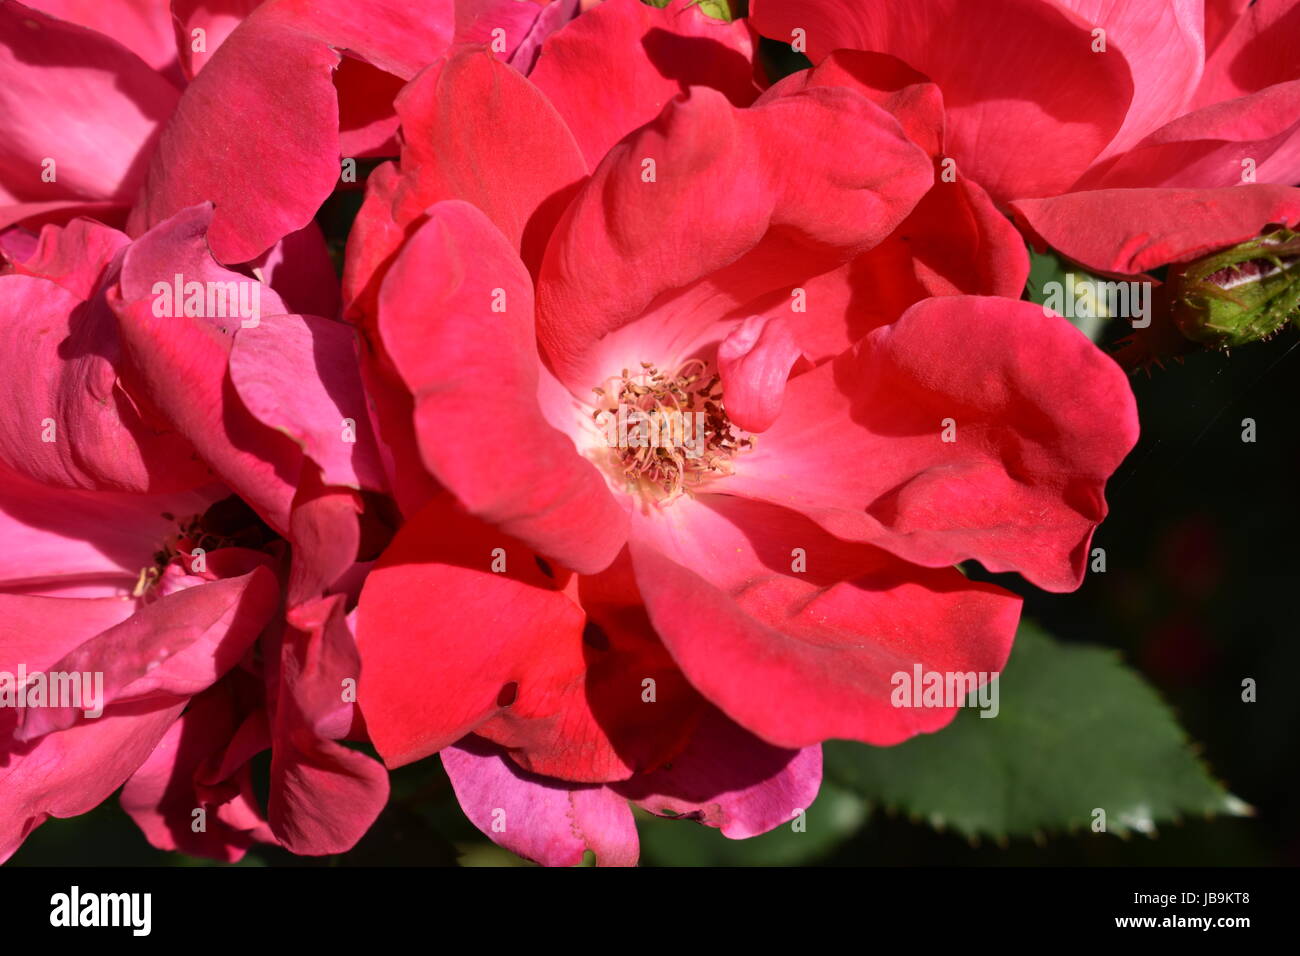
[
  {"x1": 824, "y1": 623, "x2": 1250, "y2": 841},
  {"x1": 1023, "y1": 245, "x2": 1111, "y2": 342},
  {"x1": 636, "y1": 780, "x2": 864, "y2": 866}
]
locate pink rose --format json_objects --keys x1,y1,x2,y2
[{"x1": 343, "y1": 0, "x2": 1139, "y2": 865}]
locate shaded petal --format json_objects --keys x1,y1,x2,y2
[
  {"x1": 0, "y1": 591, "x2": 139, "y2": 674},
  {"x1": 15, "y1": 568, "x2": 279, "y2": 740},
  {"x1": 390, "y1": 47, "x2": 587, "y2": 273},
  {"x1": 247, "y1": 220, "x2": 342, "y2": 319},
  {"x1": 27, "y1": 0, "x2": 179, "y2": 75},
  {"x1": 4, "y1": 215, "x2": 128, "y2": 298},
  {"x1": 285, "y1": 470, "x2": 360, "y2": 608},
  {"x1": 1195, "y1": 0, "x2": 1300, "y2": 105},
  {"x1": 455, "y1": 0, "x2": 542, "y2": 61},
  {"x1": 340, "y1": 160, "x2": 403, "y2": 318},
  {"x1": 528, "y1": 0, "x2": 757, "y2": 167},
  {"x1": 111, "y1": 204, "x2": 302, "y2": 530},
  {"x1": 506, "y1": 0, "x2": 578, "y2": 75},
  {"x1": 1205, "y1": 0, "x2": 1253, "y2": 57},
  {"x1": 0, "y1": 467, "x2": 224, "y2": 596},
  {"x1": 267, "y1": 592, "x2": 388, "y2": 854},
  {"x1": 757, "y1": 48, "x2": 944, "y2": 157},
  {"x1": 766, "y1": 171, "x2": 1031, "y2": 365},
  {"x1": 749, "y1": 0, "x2": 1134, "y2": 201},
  {"x1": 0, "y1": 271, "x2": 211, "y2": 494},
  {"x1": 171, "y1": 0, "x2": 263, "y2": 79},
  {"x1": 0, "y1": 698, "x2": 187, "y2": 863},
  {"x1": 378, "y1": 201, "x2": 627, "y2": 574},
  {"x1": 535, "y1": 84, "x2": 931, "y2": 390},
  {"x1": 613, "y1": 706, "x2": 821, "y2": 839},
  {"x1": 0, "y1": 2, "x2": 178, "y2": 206},
  {"x1": 357, "y1": 494, "x2": 701, "y2": 782},
  {"x1": 119, "y1": 679, "x2": 269, "y2": 862},
  {"x1": 1056, "y1": 0, "x2": 1204, "y2": 161}
]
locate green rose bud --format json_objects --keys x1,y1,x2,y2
[{"x1": 1168, "y1": 227, "x2": 1300, "y2": 350}]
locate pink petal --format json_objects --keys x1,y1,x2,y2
[
  {"x1": 773, "y1": 173, "x2": 1029, "y2": 364},
  {"x1": 0, "y1": 591, "x2": 139, "y2": 674},
  {"x1": 1204, "y1": 0, "x2": 1253, "y2": 57},
  {"x1": 282, "y1": 595, "x2": 363, "y2": 740},
  {"x1": 334, "y1": 55, "x2": 405, "y2": 157},
  {"x1": 506, "y1": 0, "x2": 578, "y2": 74},
  {"x1": 0, "y1": 466, "x2": 224, "y2": 596},
  {"x1": 125, "y1": 10, "x2": 341, "y2": 263},
  {"x1": 27, "y1": 0, "x2": 179, "y2": 76},
  {"x1": 716, "y1": 315, "x2": 801, "y2": 432},
  {"x1": 340, "y1": 160, "x2": 403, "y2": 318},
  {"x1": 758, "y1": 48, "x2": 944, "y2": 157},
  {"x1": 1194, "y1": 0, "x2": 1299, "y2": 105},
  {"x1": 247, "y1": 220, "x2": 342, "y2": 319},
  {"x1": 171, "y1": 0, "x2": 262, "y2": 79},
  {"x1": 354, "y1": 349, "x2": 441, "y2": 519},
  {"x1": 713, "y1": 296, "x2": 1140, "y2": 593},
  {"x1": 455, "y1": 0, "x2": 542, "y2": 60},
  {"x1": 389, "y1": 47, "x2": 588, "y2": 273},
  {"x1": 0, "y1": 199, "x2": 127, "y2": 234},
  {"x1": 442, "y1": 736, "x2": 638, "y2": 867},
  {"x1": 1077, "y1": 81, "x2": 1300, "y2": 190},
  {"x1": 1057, "y1": 0, "x2": 1204, "y2": 162},
  {"x1": 0, "y1": 698, "x2": 187, "y2": 862},
  {"x1": 1011, "y1": 184, "x2": 1300, "y2": 275},
  {"x1": 131, "y1": 0, "x2": 467, "y2": 262},
  {"x1": 628, "y1": 494, "x2": 1020, "y2": 747},
  {"x1": 5, "y1": 216, "x2": 128, "y2": 297},
  {"x1": 285, "y1": 472, "x2": 360, "y2": 608},
  {"x1": 229, "y1": 312, "x2": 386, "y2": 492}
]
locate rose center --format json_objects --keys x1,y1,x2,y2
[
  {"x1": 588, "y1": 359, "x2": 754, "y2": 502},
  {"x1": 133, "y1": 496, "x2": 279, "y2": 599}
]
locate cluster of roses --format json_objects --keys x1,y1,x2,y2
[{"x1": 1, "y1": 0, "x2": 1295, "y2": 866}]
